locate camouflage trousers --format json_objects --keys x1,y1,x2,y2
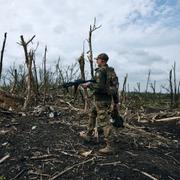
[{"x1": 87, "y1": 101, "x2": 115, "y2": 143}]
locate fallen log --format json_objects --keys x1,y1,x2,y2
[{"x1": 59, "y1": 99, "x2": 83, "y2": 112}]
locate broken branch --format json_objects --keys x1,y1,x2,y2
[
  {"x1": 0, "y1": 154, "x2": 10, "y2": 164},
  {"x1": 50, "y1": 157, "x2": 96, "y2": 180}
]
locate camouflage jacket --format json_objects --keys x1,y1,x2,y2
[{"x1": 89, "y1": 64, "x2": 119, "y2": 102}]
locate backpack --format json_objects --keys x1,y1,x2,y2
[{"x1": 106, "y1": 67, "x2": 119, "y2": 98}]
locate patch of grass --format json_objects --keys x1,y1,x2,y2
[{"x1": 0, "y1": 176, "x2": 6, "y2": 180}]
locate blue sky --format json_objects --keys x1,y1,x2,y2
[{"x1": 0, "y1": 0, "x2": 180, "y2": 91}]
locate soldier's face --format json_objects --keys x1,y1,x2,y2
[{"x1": 96, "y1": 58, "x2": 105, "y2": 66}]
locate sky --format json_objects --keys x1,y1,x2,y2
[{"x1": 0, "y1": 0, "x2": 180, "y2": 91}]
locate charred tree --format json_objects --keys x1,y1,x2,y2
[
  {"x1": 56, "y1": 57, "x2": 65, "y2": 86},
  {"x1": 169, "y1": 69, "x2": 173, "y2": 108},
  {"x1": 150, "y1": 80, "x2": 156, "y2": 94},
  {"x1": 0, "y1": 32, "x2": 7, "y2": 80},
  {"x1": 172, "y1": 62, "x2": 178, "y2": 107},
  {"x1": 137, "y1": 82, "x2": 141, "y2": 93},
  {"x1": 43, "y1": 46, "x2": 47, "y2": 105},
  {"x1": 145, "y1": 70, "x2": 151, "y2": 93},
  {"x1": 120, "y1": 74, "x2": 128, "y2": 107},
  {"x1": 78, "y1": 52, "x2": 89, "y2": 111},
  {"x1": 32, "y1": 53, "x2": 39, "y2": 96},
  {"x1": 19, "y1": 35, "x2": 36, "y2": 110},
  {"x1": 10, "y1": 69, "x2": 18, "y2": 94},
  {"x1": 32, "y1": 42, "x2": 40, "y2": 97},
  {"x1": 78, "y1": 53, "x2": 85, "y2": 81},
  {"x1": 24, "y1": 50, "x2": 34, "y2": 109},
  {"x1": 178, "y1": 81, "x2": 180, "y2": 104},
  {"x1": 87, "y1": 18, "x2": 101, "y2": 79}
]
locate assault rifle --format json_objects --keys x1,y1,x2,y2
[{"x1": 61, "y1": 79, "x2": 96, "y2": 92}]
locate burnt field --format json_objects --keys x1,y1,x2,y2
[
  {"x1": 0, "y1": 104, "x2": 179, "y2": 180},
  {"x1": 0, "y1": 8, "x2": 180, "y2": 180}
]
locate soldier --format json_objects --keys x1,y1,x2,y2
[{"x1": 80, "y1": 53, "x2": 119, "y2": 154}]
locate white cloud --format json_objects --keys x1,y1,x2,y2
[{"x1": 0, "y1": 0, "x2": 180, "y2": 90}]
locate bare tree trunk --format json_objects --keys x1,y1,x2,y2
[
  {"x1": 56, "y1": 57, "x2": 65, "y2": 85},
  {"x1": 150, "y1": 80, "x2": 156, "y2": 103},
  {"x1": 33, "y1": 55, "x2": 39, "y2": 96},
  {"x1": 32, "y1": 42, "x2": 39, "y2": 97},
  {"x1": 10, "y1": 69, "x2": 17, "y2": 93},
  {"x1": 178, "y1": 81, "x2": 180, "y2": 94},
  {"x1": 78, "y1": 53, "x2": 85, "y2": 80},
  {"x1": 172, "y1": 62, "x2": 177, "y2": 107},
  {"x1": 0, "y1": 32, "x2": 7, "y2": 80},
  {"x1": 150, "y1": 80, "x2": 156, "y2": 94},
  {"x1": 127, "y1": 83, "x2": 130, "y2": 93},
  {"x1": 24, "y1": 51, "x2": 34, "y2": 109},
  {"x1": 169, "y1": 69, "x2": 173, "y2": 108},
  {"x1": 153, "y1": 80, "x2": 156, "y2": 94},
  {"x1": 19, "y1": 35, "x2": 36, "y2": 110},
  {"x1": 87, "y1": 18, "x2": 101, "y2": 79},
  {"x1": 43, "y1": 46, "x2": 47, "y2": 105},
  {"x1": 120, "y1": 74, "x2": 128, "y2": 107},
  {"x1": 78, "y1": 53, "x2": 89, "y2": 111},
  {"x1": 29, "y1": 51, "x2": 39, "y2": 105},
  {"x1": 88, "y1": 26, "x2": 94, "y2": 79},
  {"x1": 145, "y1": 70, "x2": 151, "y2": 93},
  {"x1": 20, "y1": 35, "x2": 35, "y2": 64},
  {"x1": 137, "y1": 82, "x2": 141, "y2": 93},
  {"x1": 178, "y1": 81, "x2": 180, "y2": 104}
]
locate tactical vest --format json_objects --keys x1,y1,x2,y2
[{"x1": 93, "y1": 66, "x2": 119, "y2": 103}]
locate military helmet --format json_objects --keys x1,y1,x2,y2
[{"x1": 95, "y1": 53, "x2": 109, "y2": 62}]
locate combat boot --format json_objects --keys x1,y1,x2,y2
[
  {"x1": 99, "y1": 142, "x2": 113, "y2": 154},
  {"x1": 79, "y1": 131, "x2": 93, "y2": 142}
]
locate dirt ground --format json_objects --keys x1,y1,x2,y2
[{"x1": 0, "y1": 106, "x2": 180, "y2": 180}]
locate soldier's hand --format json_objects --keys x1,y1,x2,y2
[
  {"x1": 113, "y1": 103, "x2": 119, "y2": 111},
  {"x1": 81, "y1": 82, "x2": 91, "y2": 89}
]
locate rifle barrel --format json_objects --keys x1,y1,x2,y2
[{"x1": 62, "y1": 79, "x2": 95, "y2": 88}]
